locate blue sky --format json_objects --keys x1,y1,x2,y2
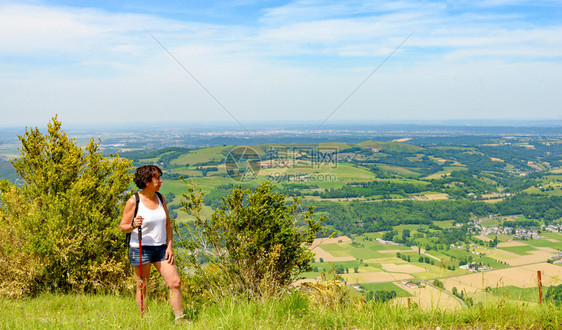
[{"x1": 1, "y1": 0, "x2": 561, "y2": 127}]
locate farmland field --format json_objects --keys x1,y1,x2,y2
[
  {"x1": 321, "y1": 242, "x2": 384, "y2": 260},
  {"x1": 306, "y1": 231, "x2": 561, "y2": 307},
  {"x1": 498, "y1": 245, "x2": 538, "y2": 256},
  {"x1": 171, "y1": 146, "x2": 230, "y2": 165},
  {"x1": 377, "y1": 165, "x2": 420, "y2": 177},
  {"x1": 523, "y1": 238, "x2": 561, "y2": 249},
  {"x1": 442, "y1": 263, "x2": 562, "y2": 294}
]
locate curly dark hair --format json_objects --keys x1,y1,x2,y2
[{"x1": 134, "y1": 165, "x2": 162, "y2": 189}]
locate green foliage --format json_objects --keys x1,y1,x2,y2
[
  {"x1": 179, "y1": 180, "x2": 326, "y2": 299},
  {"x1": 496, "y1": 194, "x2": 562, "y2": 222},
  {"x1": 545, "y1": 284, "x2": 562, "y2": 306},
  {"x1": 0, "y1": 117, "x2": 133, "y2": 297},
  {"x1": 365, "y1": 290, "x2": 397, "y2": 303},
  {"x1": 320, "y1": 180, "x2": 426, "y2": 199}
]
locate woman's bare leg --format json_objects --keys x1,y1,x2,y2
[{"x1": 153, "y1": 261, "x2": 183, "y2": 314}]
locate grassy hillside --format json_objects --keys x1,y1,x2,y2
[{"x1": 1, "y1": 293, "x2": 560, "y2": 329}]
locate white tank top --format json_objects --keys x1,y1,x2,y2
[{"x1": 129, "y1": 196, "x2": 167, "y2": 247}]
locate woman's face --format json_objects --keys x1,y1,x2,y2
[{"x1": 145, "y1": 173, "x2": 162, "y2": 191}]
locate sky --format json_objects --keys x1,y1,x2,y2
[{"x1": 1, "y1": 0, "x2": 561, "y2": 128}]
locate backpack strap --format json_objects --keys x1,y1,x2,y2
[
  {"x1": 132, "y1": 192, "x2": 140, "y2": 226},
  {"x1": 125, "y1": 193, "x2": 140, "y2": 251},
  {"x1": 155, "y1": 191, "x2": 163, "y2": 204}
]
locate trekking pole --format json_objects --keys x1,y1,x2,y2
[{"x1": 138, "y1": 223, "x2": 145, "y2": 318}]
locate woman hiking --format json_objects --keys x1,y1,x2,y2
[{"x1": 120, "y1": 165, "x2": 186, "y2": 323}]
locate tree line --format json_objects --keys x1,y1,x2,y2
[{"x1": 312, "y1": 194, "x2": 561, "y2": 236}]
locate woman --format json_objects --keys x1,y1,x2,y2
[{"x1": 120, "y1": 165, "x2": 184, "y2": 321}]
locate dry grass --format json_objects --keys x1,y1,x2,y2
[
  {"x1": 475, "y1": 235, "x2": 492, "y2": 242},
  {"x1": 502, "y1": 250, "x2": 555, "y2": 266},
  {"x1": 312, "y1": 236, "x2": 352, "y2": 245},
  {"x1": 380, "y1": 264, "x2": 427, "y2": 273},
  {"x1": 412, "y1": 193, "x2": 449, "y2": 201},
  {"x1": 393, "y1": 282, "x2": 463, "y2": 311},
  {"x1": 497, "y1": 241, "x2": 527, "y2": 247}
]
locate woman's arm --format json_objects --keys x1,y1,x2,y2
[{"x1": 120, "y1": 196, "x2": 138, "y2": 233}]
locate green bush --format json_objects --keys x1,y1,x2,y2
[
  {"x1": 0, "y1": 117, "x2": 133, "y2": 297},
  {"x1": 545, "y1": 284, "x2": 562, "y2": 306},
  {"x1": 178, "y1": 180, "x2": 326, "y2": 300}
]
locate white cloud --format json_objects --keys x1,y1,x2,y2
[{"x1": 0, "y1": 0, "x2": 561, "y2": 126}]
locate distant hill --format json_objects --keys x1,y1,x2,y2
[{"x1": 357, "y1": 140, "x2": 424, "y2": 153}]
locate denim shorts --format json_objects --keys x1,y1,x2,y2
[{"x1": 129, "y1": 244, "x2": 167, "y2": 266}]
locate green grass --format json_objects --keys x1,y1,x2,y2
[
  {"x1": 321, "y1": 243, "x2": 386, "y2": 260},
  {"x1": 489, "y1": 285, "x2": 542, "y2": 303},
  {"x1": 432, "y1": 220, "x2": 455, "y2": 229},
  {"x1": 443, "y1": 165, "x2": 468, "y2": 172},
  {"x1": 369, "y1": 244, "x2": 412, "y2": 252},
  {"x1": 498, "y1": 245, "x2": 537, "y2": 256},
  {"x1": 440, "y1": 248, "x2": 473, "y2": 260},
  {"x1": 424, "y1": 250, "x2": 448, "y2": 260},
  {"x1": 171, "y1": 146, "x2": 229, "y2": 166},
  {"x1": 523, "y1": 183, "x2": 562, "y2": 196},
  {"x1": 541, "y1": 232, "x2": 562, "y2": 241},
  {"x1": 2, "y1": 292, "x2": 561, "y2": 329},
  {"x1": 473, "y1": 256, "x2": 511, "y2": 269},
  {"x1": 330, "y1": 163, "x2": 376, "y2": 181},
  {"x1": 518, "y1": 238, "x2": 561, "y2": 249},
  {"x1": 377, "y1": 165, "x2": 420, "y2": 177}
]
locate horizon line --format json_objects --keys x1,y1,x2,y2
[{"x1": 1, "y1": 118, "x2": 561, "y2": 130}]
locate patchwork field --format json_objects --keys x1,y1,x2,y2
[
  {"x1": 304, "y1": 232, "x2": 562, "y2": 307},
  {"x1": 442, "y1": 263, "x2": 562, "y2": 294},
  {"x1": 492, "y1": 249, "x2": 556, "y2": 266}
]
